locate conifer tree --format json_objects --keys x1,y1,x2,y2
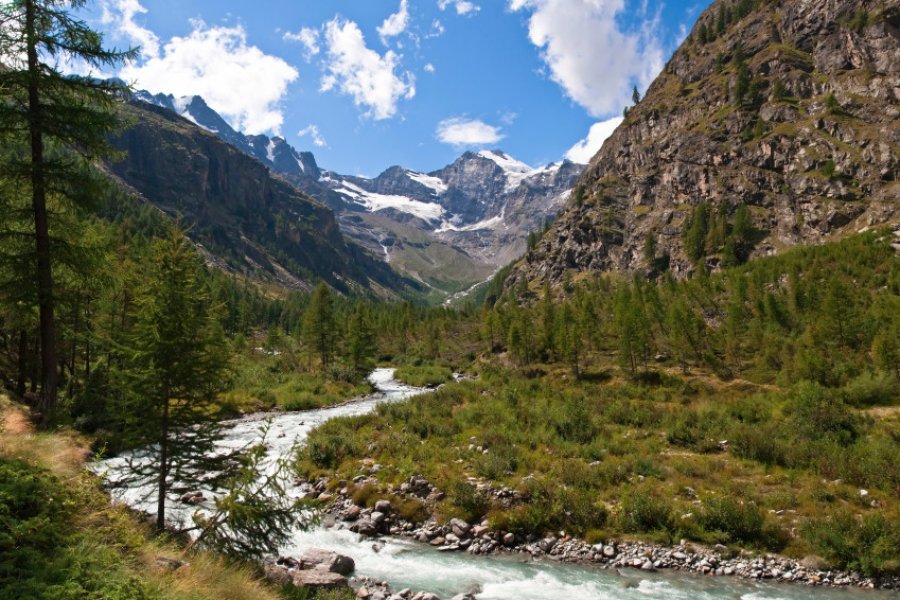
[
  {"x1": 346, "y1": 302, "x2": 376, "y2": 377},
  {"x1": 0, "y1": 0, "x2": 135, "y2": 421},
  {"x1": 302, "y1": 283, "x2": 337, "y2": 370},
  {"x1": 556, "y1": 301, "x2": 582, "y2": 378},
  {"x1": 115, "y1": 228, "x2": 229, "y2": 532}
]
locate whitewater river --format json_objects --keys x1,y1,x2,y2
[{"x1": 97, "y1": 369, "x2": 892, "y2": 600}]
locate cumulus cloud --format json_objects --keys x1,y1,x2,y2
[
  {"x1": 118, "y1": 19, "x2": 298, "y2": 134},
  {"x1": 319, "y1": 17, "x2": 415, "y2": 120},
  {"x1": 377, "y1": 0, "x2": 411, "y2": 44},
  {"x1": 565, "y1": 116, "x2": 623, "y2": 163},
  {"x1": 298, "y1": 124, "x2": 327, "y2": 147},
  {"x1": 509, "y1": 0, "x2": 663, "y2": 117},
  {"x1": 102, "y1": 0, "x2": 159, "y2": 58},
  {"x1": 436, "y1": 117, "x2": 503, "y2": 147},
  {"x1": 438, "y1": 0, "x2": 481, "y2": 15},
  {"x1": 283, "y1": 26, "x2": 320, "y2": 61},
  {"x1": 424, "y1": 63, "x2": 436, "y2": 73}
]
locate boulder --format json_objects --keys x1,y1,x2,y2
[
  {"x1": 449, "y1": 518, "x2": 470, "y2": 537},
  {"x1": 374, "y1": 499, "x2": 393, "y2": 513},
  {"x1": 292, "y1": 567, "x2": 348, "y2": 590},
  {"x1": 299, "y1": 548, "x2": 356, "y2": 575}
]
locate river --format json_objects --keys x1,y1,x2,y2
[{"x1": 96, "y1": 369, "x2": 892, "y2": 600}]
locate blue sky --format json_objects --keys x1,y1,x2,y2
[{"x1": 87, "y1": 0, "x2": 709, "y2": 176}]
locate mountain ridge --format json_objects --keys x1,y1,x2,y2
[
  {"x1": 133, "y1": 90, "x2": 583, "y2": 295},
  {"x1": 505, "y1": 0, "x2": 899, "y2": 289}
]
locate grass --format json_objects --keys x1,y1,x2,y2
[
  {"x1": 393, "y1": 365, "x2": 453, "y2": 388},
  {"x1": 222, "y1": 349, "x2": 373, "y2": 414},
  {"x1": 0, "y1": 396, "x2": 289, "y2": 600},
  {"x1": 295, "y1": 363, "x2": 900, "y2": 575}
]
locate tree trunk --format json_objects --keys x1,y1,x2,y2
[
  {"x1": 157, "y1": 397, "x2": 170, "y2": 532},
  {"x1": 16, "y1": 330, "x2": 28, "y2": 397},
  {"x1": 25, "y1": 0, "x2": 59, "y2": 421}
]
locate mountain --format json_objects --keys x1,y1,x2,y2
[
  {"x1": 506, "y1": 0, "x2": 900, "y2": 288},
  {"x1": 134, "y1": 91, "x2": 583, "y2": 296},
  {"x1": 109, "y1": 99, "x2": 421, "y2": 298}
]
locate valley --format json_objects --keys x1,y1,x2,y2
[{"x1": 0, "y1": 0, "x2": 898, "y2": 599}]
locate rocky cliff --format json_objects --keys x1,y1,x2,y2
[
  {"x1": 509, "y1": 0, "x2": 899, "y2": 287},
  {"x1": 108, "y1": 102, "x2": 419, "y2": 297}
]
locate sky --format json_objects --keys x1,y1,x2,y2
[{"x1": 83, "y1": 0, "x2": 710, "y2": 177}]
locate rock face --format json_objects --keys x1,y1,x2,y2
[
  {"x1": 108, "y1": 101, "x2": 419, "y2": 298},
  {"x1": 508, "y1": 0, "x2": 900, "y2": 287}
]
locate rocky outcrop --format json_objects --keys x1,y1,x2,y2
[
  {"x1": 508, "y1": 0, "x2": 900, "y2": 287},
  {"x1": 108, "y1": 101, "x2": 420, "y2": 298}
]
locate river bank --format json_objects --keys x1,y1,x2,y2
[{"x1": 293, "y1": 472, "x2": 899, "y2": 593}]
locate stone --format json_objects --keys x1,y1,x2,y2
[
  {"x1": 291, "y1": 567, "x2": 348, "y2": 590},
  {"x1": 350, "y1": 519, "x2": 379, "y2": 537},
  {"x1": 374, "y1": 499, "x2": 393, "y2": 513},
  {"x1": 299, "y1": 548, "x2": 355, "y2": 575},
  {"x1": 449, "y1": 518, "x2": 471, "y2": 537},
  {"x1": 371, "y1": 511, "x2": 386, "y2": 525},
  {"x1": 502, "y1": 532, "x2": 516, "y2": 546}
]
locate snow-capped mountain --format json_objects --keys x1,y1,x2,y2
[{"x1": 132, "y1": 91, "x2": 584, "y2": 295}]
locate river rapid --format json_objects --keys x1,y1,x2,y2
[{"x1": 96, "y1": 369, "x2": 893, "y2": 600}]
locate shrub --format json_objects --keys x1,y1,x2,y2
[
  {"x1": 394, "y1": 365, "x2": 452, "y2": 388},
  {"x1": 839, "y1": 371, "x2": 898, "y2": 407},
  {"x1": 445, "y1": 480, "x2": 490, "y2": 523},
  {"x1": 618, "y1": 489, "x2": 674, "y2": 534},
  {"x1": 801, "y1": 512, "x2": 900, "y2": 577},
  {"x1": 697, "y1": 497, "x2": 769, "y2": 547}
]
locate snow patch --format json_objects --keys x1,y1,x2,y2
[
  {"x1": 336, "y1": 182, "x2": 444, "y2": 222},
  {"x1": 266, "y1": 139, "x2": 276, "y2": 163},
  {"x1": 477, "y1": 151, "x2": 562, "y2": 192},
  {"x1": 436, "y1": 209, "x2": 504, "y2": 233},
  {"x1": 406, "y1": 171, "x2": 448, "y2": 195}
]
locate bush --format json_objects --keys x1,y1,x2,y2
[
  {"x1": 801, "y1": 512, "x2": 900, "y2": 577},
  {"x1": 394, "y1": 365, "x2": 453, "y2": 388},
  {"x1": 618, "y1": 489, "x2": 674, "y2": 534},
  {"x1": 445, "y1": 480, "x2": 490, "y2": 523},
  {"x1": 839, "y1": 371, "x2": 898, "y2": 407},
  {"x1": 696, "y1": 497, "x2": 786, "y2": 550}
]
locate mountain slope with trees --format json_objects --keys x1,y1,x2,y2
[{"x1": 509, "y1": 0, "x2": 899, "y2": 288}]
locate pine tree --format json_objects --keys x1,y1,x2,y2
[
  {"x1": 302, "y1": 283, "x2": 337, "y2": 370},
  {"x1": 632, "y1": 85, "x2": 641, "y2": 105},
  {"x1": 556, "y1": 301, "x2": 582, "y2": 378},
  {"x1": 346, "y1": 303, "x2": 376, "y2": 377},
  {"x1": 0, "y1": 0, "x2": 135, "y2": 421},
  {"x1": 683, "y1": 202, "x2": 710, "y2": 264},
  {"x1": 115, "y1": 228, "x2": 229, "y2": 533}
]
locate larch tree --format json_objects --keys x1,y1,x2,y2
[
  {"x1": 302, "y1": 282, "x2": 337, "y2": 370},
  {"x1": 0, "y1": 0, "x2": 135, "y2": 421},
  {"x1": 116, "y1": 228, "x2": 229, "y2": 533},
  {"x1": 346, "y1": 302, "x2": 376, "y2": 377}
]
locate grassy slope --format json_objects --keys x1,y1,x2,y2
[
  {"x1": 0, "y1": 396, "x2": 286, "y2": 600},
  {"x1": 360, "y1": 213, "x2": 495, "y2": 296}
]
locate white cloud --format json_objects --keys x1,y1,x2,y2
[
  {"x1": 424, "y1": 63, "x2": 436, "y2": 73},
  {"x1": 565, "y1": 116, "x2": 623, "y2": 163},
  {"x1": 102, "y1": 0, "x2": 160, "y2": 58},
  {"x1": 118, "y1": 19, "x2": 298, "y2": 134},
  {"x1": 509, "y1": 0, "x2": 663, "y2": 117},
  {"x1": 436, "y1": 117, "x2": 503, "y2": 147},
  {"x1": 319, "y1": 17, "x2": 415, "y2": 120},
  {"x1": 377, "y1": 0, "x2": 411, "y2": 45},
  {"x1": 427, "y1": 19, "x2": 446, "y2": 38},
  {"x1": 438, "y1": 0, "x2": 481, "y2": 15},
  {"x1": 283, "y1": 27, "x2": 320, "y2": 61},
  {"x1": 298, "y1": 124, "x2": 327, "y2": 147}
]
